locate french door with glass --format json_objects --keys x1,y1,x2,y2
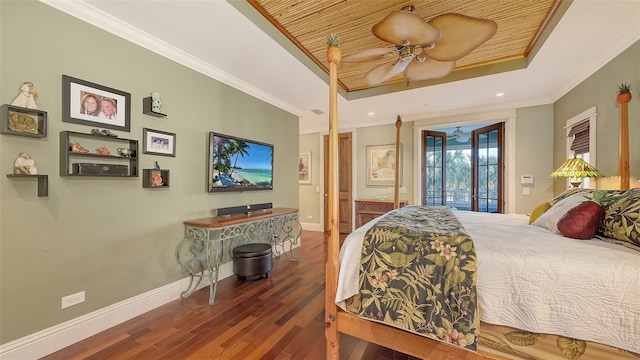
[{"x1": 422, "y1": 123, "x2": 503, "y2": 213}]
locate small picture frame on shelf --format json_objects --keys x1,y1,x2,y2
[
  {"x1": 1, "y1": 104, "x2": 47, "y2": 138},
  {"x1": 62, "y1": 75, "x2": 131, "y2": 132},
  {"x1": 143, "y1": 169, "x2": 170, "y2": 188},
  {"x1": 143, "y1": 128, "x2": 176, "y2": 157}
]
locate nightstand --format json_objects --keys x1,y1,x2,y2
[{"x1": 355, "y1": 199, "x2": 408, "y2": 228}]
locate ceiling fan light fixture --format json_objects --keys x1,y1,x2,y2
[
  {"x1": 447, "y1": 127, "x2": 470, "y2": 143},
  {"x1": 343, "y1": 6, "x2": 498, "y2": 86}
]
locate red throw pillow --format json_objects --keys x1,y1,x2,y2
[{"x1": 557, "y1": 201, "x2": 605, "y2": 240}]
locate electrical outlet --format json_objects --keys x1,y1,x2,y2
[
  {"x1": 306, "y1": 215, "x2": 313, "y2": 220},
  {"x1": 387, "y1": 187, "x2": 394, "y2": 193},
  {"x1": 61, "y1": 291, "x2": 85, "y2": 309},
  {"x1": 399, "y1": 187, "x2": 407, "y2": 193}
]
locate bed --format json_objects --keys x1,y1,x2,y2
[
  {"x1": 323, "y1": 38, "x2": 638, "y2": 359},
  {"x1": 335, "y1": 204, "x2": 640, "y2": 359}
]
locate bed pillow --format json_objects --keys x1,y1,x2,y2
[
  {"x1": 599, "y1": 188, "x2": 640, "y2": 250},
  {"x1": 529, "y1": 202, "x2": 552, "y2": 224},
  {"x1": 533, "y1": 191, "x2": 590, "y2": 233}
]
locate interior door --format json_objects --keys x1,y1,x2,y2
[
  {"x1": 471, "y1": 123, "x2": 504, "y2": 213},
  {"x1": 422, "y1": 130, "x2": 447, "y2": 206},
  {"x1": 323, "y1": 133, "x2": 353, "y2": 234}
]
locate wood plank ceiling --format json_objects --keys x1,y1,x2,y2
[{"x1": 248, "y1": 0, "x2": 560, "y2": 94}]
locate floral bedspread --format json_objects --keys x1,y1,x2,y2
[{"x1": 357, "y1": 205, "x2": 478, "y2": 351}]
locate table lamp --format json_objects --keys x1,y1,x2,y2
[{"x1": 550, "y1": 156, "x2": 603, "y2": 188}]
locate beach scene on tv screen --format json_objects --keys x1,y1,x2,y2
[{"x1": 210, "y1": 136, "x2": 273, "y2": 190}]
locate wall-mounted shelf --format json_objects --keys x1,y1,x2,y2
[
  {"x1": 142, "y1": 168, "x2": 170, "y2": 188},
  {"x1": 6, "y1": 174, "x2": 48, "y2": 196},
  {"x1": 60, "y1": 131, "x2": 138, "y2": 177},
  {"x1": 142, "y1": 97, "x2": 167, "y2": 118},
  {"x1": 1, "y1": 104, "x2": 47, "y2": 138}
]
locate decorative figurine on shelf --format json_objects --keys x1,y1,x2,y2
[
  {"x1": 154, "y1": 161, "x2": 161, "y2": 170},
  {"x1": 14, "y1": 153, "x2": 38, "y2": 175},
  {"x1": 151, "y1": 92, "x2": 162, "y2": 112},
  {"x1": 69, "y1": 142, "x2": 89, "y2": 153},
  {"x1": 151, "y1": 172, "x2": 164, "y2": 187},
  {"x1": 11, "y1": 82, "x2": 38, "y2": 109},
  {"x1": 91, "y1": 128, "x2": 118, "y2": 137},
  {"x1": 96, "y1": 147, "x2": 112, "y2": 156},
  {"x1": 117, "y1": 148, "x2": 133, "y2": 157}
]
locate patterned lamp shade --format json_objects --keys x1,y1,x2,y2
[
  {"x1": 550, "y1": 157, "x2": 603, "y2": 188},
  {"x1": 550, "y1": 157, "x2": 604, "y2": 178}
]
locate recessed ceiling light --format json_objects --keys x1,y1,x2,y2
[
  {"x1": 368, "y1": 111, "x2": 375, "y2": 116},
  {"x1": 496, "y1": 92, "x2": 504, "y2": 97}
]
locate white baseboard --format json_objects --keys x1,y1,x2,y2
[
  {"x1": 0, "y1": 243, "x2": 300, "y2": 360},
  {"x1": 300, "y1": 221, "x2": 322, "y2": 232}
]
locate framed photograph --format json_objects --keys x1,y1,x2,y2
[
  {"x1": 143, "y1": 128, "x2": 176, "y2": 157},
  {"x1": 62, "y1": 75, "x2": 131, "y2": 132},
  {"x1": 298, "y1": 152, "x2": 311, "y2": 184},
  {"x1": 366, "y1": 144, "x2": 402, "y2": 186}
]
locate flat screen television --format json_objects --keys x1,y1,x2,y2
[{"x1": 208, "y1": 132, "x2": 273, "y2": 192}]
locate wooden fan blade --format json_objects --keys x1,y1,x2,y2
[
  {"x1": 372, "y1": 10, "x2": 440, "y2": 46},
  {"x1": 365, "y1": 60, "x2": 411, "y2": 86},
  {"x1": 403, "y1": 57, "x2": 455, "y2": 82},
  {"x1": 341, "y1": 48, "x2": 396, "y2": 63},
  {"x1": 426, "y1": 13, "x2": 497, "y2": 61}
]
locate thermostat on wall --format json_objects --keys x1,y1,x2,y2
[{"x1": 521, "y1": 175, "x2": 534, "y2": 185}]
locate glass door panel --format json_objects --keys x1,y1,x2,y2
[
  {"x1": 472, "y1": 123, "x2": 503, "y2": 213},
  {"x1": 422, "y1": 131, "x2": 447, "y2": 206}
]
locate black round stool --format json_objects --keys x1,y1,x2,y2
[{"x1": 232, "y1": 243, "x2": 273, "y2": 281}]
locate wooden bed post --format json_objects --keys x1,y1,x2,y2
[
  {"x1": 618, "y1": 91, "x2": 631, "y2": 190},
  {"x1": 325, "y1": 34, "x2": 341, "y2": 360},
  {"x1": 394, "y1": 116, "x2": 402, "y2": 209}
]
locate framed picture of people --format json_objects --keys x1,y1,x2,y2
[{"x1": 62, "y1": 75, "x2": 131, "y2": 132}]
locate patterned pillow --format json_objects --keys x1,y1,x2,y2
[
  {"x1": 549, "y1": 188, "x2": 594, "y2": 205},
  {"x1": 599, "y1": 188, "x2": 640, "y2": 250}
]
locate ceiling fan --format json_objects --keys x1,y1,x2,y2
[
  {"x1": 341, "y1": 5, "x2": 497, "y2": 86},
  {"x1": 448, "y1": 127, "x2": 470, "y2": 143}
]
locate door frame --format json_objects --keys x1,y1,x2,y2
[{"x1": 412, "y1": 109, "x2": 518, "y2": 213}]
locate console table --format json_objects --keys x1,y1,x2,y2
[{"x1": 176, "y1": 208, "x2": 300, "y2": 305}]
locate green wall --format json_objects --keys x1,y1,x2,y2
[
  {"x1": 553, "y1": 41, "x2": 639, "y2": 195},
  {"x1": 0, "y1": 1, "x2": 298, "y2": 343},
  {"x1": 298, "y1": 133, "x2": 321, "y2": 225},
  {"x1": 515, "y1": 104, "x2": 555, "y2": 214}
]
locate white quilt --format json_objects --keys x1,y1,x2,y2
[{"x1": 336, "y1": 209, "x2": 640, "y2": 354}]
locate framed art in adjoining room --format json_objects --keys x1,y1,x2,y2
[
  {"x1": 298, "y1": 152, "x2": 311, "y2": 184},
  {"x1": 62, "y1": 75, "x2": 131, "y2": 132},
  {"x1": 142, "y1": 128, "x2": 176, "y2": 157},
  {"x1": 366, "y1": 144, "x2": 402, "y2": 186}
]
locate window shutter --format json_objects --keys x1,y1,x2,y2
[{"x1": 568, "y1": 120, "x2": 589, "y2": 154}]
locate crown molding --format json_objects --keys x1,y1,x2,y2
[{"x1": 39, "y1": 0, "x2": 303, "y2": 117}]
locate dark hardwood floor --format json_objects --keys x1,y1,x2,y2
[{"x1": 42, "y1": 231, "x2": 416, "y2": 360}]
